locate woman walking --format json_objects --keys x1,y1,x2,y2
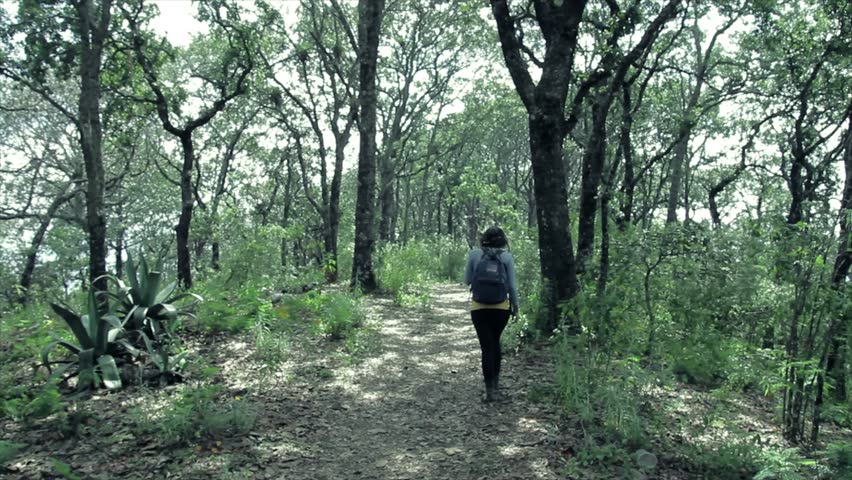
[{"x1": 464, "y1": 226, "x2": 519, "y2": 402}]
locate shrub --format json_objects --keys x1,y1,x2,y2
[
  {"x1": 130, "y1": 385, "x2": 257, "y2": 446},
  {"x1": 555, "y1": 336, "x2": 648, "y2": 448},
  {"x1": 689, "y1": 441, "x2": 760, "y2": 479},
  {"x1": 0, "y1": 441, "x2": 25, "y2": 467},
  {"x1": 1, "y1": 382, "x2": 63, "y2": 424},
  {"x1": 194, "y1": 280, "x2": 262, "y2": 333},
  {"x1": 314, "y1": 292, "x2": 364, "y2": 340},
  {"x1": 376, "y1": 237, "x2": 469, "y2": 306},
  {"x1": 824, "y1": 441, "x2": 852, "y2": 479}
]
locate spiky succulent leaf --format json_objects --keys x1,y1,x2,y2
[
  {"x1": 49, "y1": 303, "x2": 93, "y2": 349},
  {"x1": 163, "y1": 292, "x2": 203, "y2": 307},
  {"x1": 153, "y1": 280, "x2": 178, "y2": 305},
  {"x1": 77, "y1": 348, "x2": 96, "y2": 392},
  {"x1": 142, "y1": 271, "x2": 162, "y2": 306},
  {"x1": 96, "y1": 355, "x2": 122, "y2": 390},
  {"x1": 150, "y1": 303, "x2": 178, "y2": 322},
  {"x1": 86, "y1": 289, "x2": 100, "y2": 340},
  {"x1": 126, "y1": 252, "x2": 142, "y2": 304}
]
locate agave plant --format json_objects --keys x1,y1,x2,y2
[
  {"x1": 109, "y1": 253, "x2": 202, "y2": 343},
  {"x1": 41, "y1": 289, "x2": 128, "y2": 392}
]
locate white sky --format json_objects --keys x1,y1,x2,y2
[{"x1": 150, "y1": 0, "x2": 301, "y2": 47}]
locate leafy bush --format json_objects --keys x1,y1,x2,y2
[
  {"x1": 130, "y1": 385, "x2": 256, "y2": 446},
  {"x1": 689, "y1": 441, "x2": 760, "y2": 479},
  {"x1": 1, "y1": 382, "x2": 63, "y2": 424},
  {"x1": 669, "y1": 334, "x2": 730, "y2": 387},
  {"x1": 755, "y1": 448, "x2": 812, "y2": 480},
  {"x1": 555, "y1": 336, "x2": 648, "y2": 448},
  {"x1": 0, "y1": 440, "x2": 25, "y2": 467},
  {"x1": 42, "y1": 289, "x2": 125, "y2": 391},
  {"x1": 824, "y1": 441, "x2": 852, "y2": 479},
  {"x1": 376, "y1": 237, "x2": 469, "y2": 306},
  {"x1": 501, "y1": 313, "x2": 532, "y2": 354},
  {"x1": 194, "y1": 279, "x2": 263, "y2": 333},
  {"x1": 313, "y1": 292, "x2": 364, "y2": 340}
]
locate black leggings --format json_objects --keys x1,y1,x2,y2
[{"x1": 471, "y1": 309, "x2": 511, "y2": 384}]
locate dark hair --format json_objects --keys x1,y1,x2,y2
[{"x1": 480, "y1": 226, "x2": 508, "y2": 249}]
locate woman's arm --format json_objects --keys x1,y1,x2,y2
[{"x1": 463, "y1": 249, "x2": 478, "y2": 285}]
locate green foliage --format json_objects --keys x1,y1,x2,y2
[
  {"x1": 217, "y1": 223, "x2": 298, "y2": 288},
  {"x1": 194, "y1": 278, "x2": 264, "y2": 333},
  {"x1": 251, "y1": 303, "x2": 289, "y2": 376},
  {"x1": 42, "y1": 289, "x2": 124, "y2": 391},
  {"x1": 107, "y1": 253, "x2": 202, "y2": 343},
  {"x1": 501, "y1": 313, "x2": 533, "y2": 354},
  {"x1": 130, "y1": 385, "x2": 257, "y2": 446},
  {"x1": 688, "y1": 441, "x2": 760, "y2": 479},
  {"x1": 823, "y1": 441, "x2": 852, "y2": 479},
  {"x1": 755, "y1": 448, "x2": 812, "y2": 480},
  {"x1": 280, "y1": 290, "x2": 365, "y2": 341},
  {"x1": 1, "y1": 382, "x2": 63, "y2": 424},
  {"x1": 669, "y1": 333, "x2": 729, "y2": 386},
  {"x1": 555, "y1": 336, "x2": 647, "y2": 448},
  {"x1": 376, "y1": 237, "x2": 469, "y2": 306},
  {"x1": 0, "y1": 440, "x2": 25, "y2": 466},
  {"x1": 51, "y1": 458, "x2": 82, "y2": 480}
]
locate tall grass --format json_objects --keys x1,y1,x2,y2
[{"x1": 376, "y1": 237, "x2": 468, "y2": 306}]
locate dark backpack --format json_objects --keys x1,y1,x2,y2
[{"x1": 471, "y1": 248, "x2": 509, "y2": 304}]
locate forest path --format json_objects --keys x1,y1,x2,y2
[{"x1": 257, "y1": 283, "x2": 562, "y2": 480}]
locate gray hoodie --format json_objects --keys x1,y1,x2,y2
[{"x1": 463, "y1": 248, "x2": 519, "y2": 308}]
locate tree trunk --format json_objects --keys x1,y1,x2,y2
[
  {"x1": 666, "y1": 134, "x2": 690, "y2": 224},
  {"x1": 176, "y1": 133, "x2": 195, "y2": 289},
  {"x1": 529, "y1": 112, "x2": 581, "y2": 332},
  {"x1": 576, "y1": 95, "x2": 608, "y2": 272},
  {"x1": 18, "y1": 188, "x2": 75, "y2": 303},
  {"x1": 351, "y1": 0, "x2": 384, "y2": 292},
  {"x1": 378, "y1": 151, "x2": 396, "y2": 242},
  {"x1": 115, "y1": 226, "x2": 125, "y2": 279},
  {"x1": 826, "y1": 121, "x2": 852, "y2": 402},
  {"x1": 618, "y1": 87, "x2": 635, "y2": 229},
  {"x1": 77, "y1": 0, "x2": 112, "y2": 292},
  {"x1": 490, "y1": 0, "x2": 586, "y2": 333}
]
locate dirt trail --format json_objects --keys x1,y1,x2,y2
[{"x1": 254, "y1": 283, "x2": 562, "y2": 480}]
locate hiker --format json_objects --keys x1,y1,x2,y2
[{"x1": 464, "y1": 226, "x2": 519, "y2": 403}]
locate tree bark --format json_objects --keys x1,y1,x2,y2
[
  {"x1": 491, "y1": 0, "x2": 586, "y2": 332},
  {"x1": 351, "y1": 0, "x2": 384, "y2": 292},
  {"x1": 826, "y1": 120, "x2": 852, "y2": 402},
  {"x1": 577, "y1": 0, "x2": 683, "y2": 268},
  {"x1": 76, "y1": 0, "x2": 113, "y2": 292},
  {"x1": 176, "y1": 133, "x2": 195, "y2": 288},
  {"x1": 126, "y1": 4, "x2": 253, "y2": 289},
  {"x1": 18, "y1": 186, "x2": 77, "y2": 303}
]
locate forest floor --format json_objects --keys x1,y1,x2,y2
[
  {"x1": 2, "y1": 283, "x2": 849, "y2": 479},
  {"x1": 2, "y1": 284, "x2": 567, "y2": 479}
]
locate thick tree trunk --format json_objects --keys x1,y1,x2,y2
[
  {"x1": 529, "y1": 113, "x2": 581, "y2": 331},
  {"x1": 351, "y1": 0, "x2": 384, "y2": 292},
  {"x1": 176, "y1": 134, "x2": 195, "y2": 289},
  {"x1": 77, "y1": 0, "x2": 112, "y2": 292}
]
